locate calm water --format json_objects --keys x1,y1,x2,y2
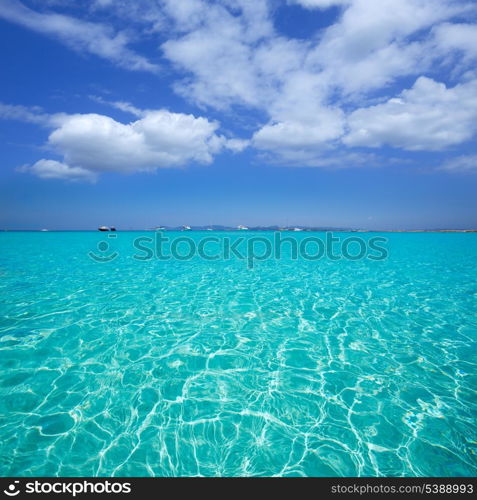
[{"x1": 0, "y1": 231, "x2": 476, "y2": 477}]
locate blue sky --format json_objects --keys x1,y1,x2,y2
[{"x1": 1, "y1": 0, "x2": 477, "y2": 230}]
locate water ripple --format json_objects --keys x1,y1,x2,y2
[{"x1": 0, "y1": 232, "x2": 476, "y2": 476}]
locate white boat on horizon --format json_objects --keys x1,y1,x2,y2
[
  {"x1": 182, "y1": 225, "x2": 192, "y2": 231},
  {"x1": 237, "y1": 225, "x2": 249, "y2": 230}
]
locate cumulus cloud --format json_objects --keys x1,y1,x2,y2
[
  {"x1": 344, "y1": 77, "x2": 477, "y2": 150},
  {"x1": 161, "y1": 0, "x2": 468, "y2": 106},
  {"x1": 49, "y1": 111, "x2": 226, "y2": 172},
  {"x1": 18, "y1": 160, "x2": 97, "y2": 182},
  {"x1": 158, "y1": 0, "x2": 476, "y2": 163},
  {"x1": 223, "y1": 138, "x2": 249, "y2": 153},
  {"x1": 14, "y1": 109, "x2": 246, "y2": 181},
  {"x1": 0, "y1": 0, "x2": 158, "y2": 72},
  {"x1": 305, "y1": 0, "x2": 466, "y2": 96},
  {"x1": 252, "y1": 107, "x2": 345, "y2": 159},
  {"x1": 162, "y1": 0, "x2": 275, "y2": 110},
  {"x1": 432, "y1": 23, "x2": 477, "y2": 62},
  {"x1": 3, "y1": 0, "x2": 477, "y2": 170}
]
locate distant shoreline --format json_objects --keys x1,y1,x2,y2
[{"x1": 2, "y1": 228, "x2": 477, "y2": 233}]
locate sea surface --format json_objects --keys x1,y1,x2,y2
[{"x1": 0, "y1": 231, "x2": 476, "y2": 477}]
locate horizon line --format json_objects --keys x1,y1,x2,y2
[{"x1": 2, "y1": 227, "x2": 477, "y2": 233}]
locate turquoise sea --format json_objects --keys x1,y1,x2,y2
[{"x1": 0, "y1": 231, "x2": 476, "y2": 477}]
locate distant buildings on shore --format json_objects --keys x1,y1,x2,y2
[
  {"x1": 143, "y1": 225, "x2": 353, "y2": 232},
  {"x1": 3, "y1": 227, "x2": 477, "y2": 233},
  {"x1": 96, "y1": 224, "x2": 477, "y2": 232}
]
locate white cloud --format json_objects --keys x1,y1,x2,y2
[
  {"x1": 0, "y1": 0, "x2": 158, "y2": 72},
  {"x1": 162, "y1": 0, "x2": 275, "y2": 110},
  {"x1": 252, "y1": 107, "x2": 345, "y2": 157},
  {"x1": 161, "y1": 0, "x2": 467, "y2": 108},
  {"x1": 257, "y1": 149, "x2": 378, "y2": 168},
  {"x1": 89, "y1": 95, "x2": 145, "y2": 117},
  {"x1": 344, "y1": 77, "x2": 477, "y2": 150},
  {"x1": 305, "y1": 0, "x2": 466, "y2": 96},
  {"x1": 15, "y1": 109, "x2": 246, "y2": 181},
  {"x1": 158, "y1": 0, "x2": 476, "y2": 164},
  {"x1": 3, "y1": 0, "x2": 477, "y2": 170},
  {"x1": 91, "y1": 0, "x2": 166, "y2": 32},
  {"x1": 1, "y1": 99, "x2": 248, "y2": 180},
  {"x1": 288, "y1": 0, "x2": 351, "y2": 9},
  {"x1": 18, "y1": 160, "x2": 97, "y2": 182},
  {"x1": 0, "y1": 102, "x2": 71, "y2": 129},
  {"x1": 49, "y1": 111, "x2": 226, "y2": 172},
  {"x1": 0, "y1": 103, "x2": 51, "y2": 125},
  {"x1": 439, "y1": 155, "x2": 477, "y2": 173},
  {"x1": 224, "y1": 138, "x2": 249, "y2": 153},
  {"x1": 432, "y1": 22, "x2": 477, "y2": 62}
]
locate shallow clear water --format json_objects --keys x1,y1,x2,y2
[{"x1": 0, "y1": 231, "x2": 476, "y2": 477}]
